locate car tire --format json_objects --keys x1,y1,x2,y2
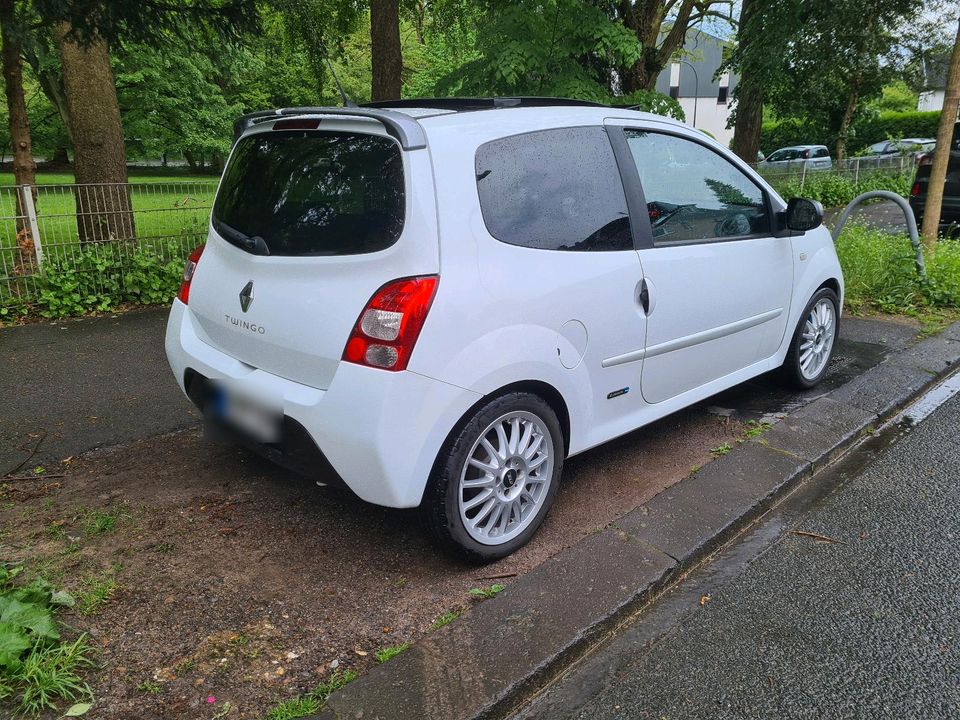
[
  {"x1": 781, "y1": 287, "x2": 840, "y2": 389},
  {"x1": 421, "y1": 392, "x2": 564, "y2": 563}
]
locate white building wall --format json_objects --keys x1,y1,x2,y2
[
  {"x1": 918, "y1": 90, "x2": 945, "y2": 112},
  {"x1": 676, "y1": 97, "x2": 735, "y2": 147}
]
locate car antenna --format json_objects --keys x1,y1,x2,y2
[{"x1": 320, "y1": 41, "x2": 357, "y2": 108}]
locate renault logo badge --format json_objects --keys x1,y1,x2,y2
[{"x1": 239, "y1": 281, "x2": 254, "y2": 313}]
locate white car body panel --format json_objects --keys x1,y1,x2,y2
[{"x1": 165, "y1": 105, "x2": 844, "y2": 508}]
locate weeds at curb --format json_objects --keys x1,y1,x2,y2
[
  {"x1": 469, "y1": 584, "x2": 505, "y2": 601},
  {"x1": 375, "y1": 644, "x2": 410, "y2": 664}
]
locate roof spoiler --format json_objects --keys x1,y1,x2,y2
[{"x1": 233, "y1": 107, "x2": 427, "y2": 150}]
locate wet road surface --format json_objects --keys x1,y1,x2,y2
[{"x1": 518, "y1": 377, "x2": 960, "y2": 720}]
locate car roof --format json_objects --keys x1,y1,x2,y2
[{"x1": 233, "y1": 98, "x2": 690, "y2": 150}]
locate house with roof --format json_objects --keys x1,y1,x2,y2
[
  {"x1": 654, "y1": 29, "x2": 737, "y2": 146},
  {"x1": 918, "y1": 53, "x2": 949, "y2": 112}
]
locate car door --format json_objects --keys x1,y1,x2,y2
[
  {"x1": 470, "y1": 125, "x2": 650, "y2": 443},
  {"x1": 610, "y1": 123, "x2": 794, "y2": 405}
]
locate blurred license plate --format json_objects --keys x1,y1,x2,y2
[{"x1": 209, "y1": 382, "x2": 281, "y2": 443}]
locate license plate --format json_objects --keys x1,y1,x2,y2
[{"x1": 209, "y1": 382, "x2": 281, "y2": 443}]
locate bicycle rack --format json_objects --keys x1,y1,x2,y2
[{"x1": 831, "y1": 190, "x2": 926, "y2": 279}]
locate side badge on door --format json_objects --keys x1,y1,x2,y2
[{"x1": 239, "y1": 281, "x2": 254, "y2": 313}]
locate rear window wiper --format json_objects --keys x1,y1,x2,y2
[{"x1": 214, "y1": 219, "x2": 271, "y2": 256}]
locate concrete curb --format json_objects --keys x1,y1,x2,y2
[{"x1": 314, "y1": 322, "x2": 960, "y2": 720}]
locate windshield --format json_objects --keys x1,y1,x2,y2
[{"x1": 212, "y1": 130, "x2": 405, "y2": 256}]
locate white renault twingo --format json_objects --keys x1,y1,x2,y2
[{"x1": 166, "y1": 98, "x2": 842, "y2": 562}]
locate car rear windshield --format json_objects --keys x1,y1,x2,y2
[{"x1": 212, "y1": 130, "x2": 405, "y2": 256}]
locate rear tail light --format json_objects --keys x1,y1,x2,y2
[
  {"x1": 177, "y1": 244, "x2": 205, "y2": 304},
  {"x1": 343, "y1": 276, "x2": 438, "y2": 371},
  {"x1": 918, "y1": 153, "x2": 932, "y2": 167},
  {"x1": 911, "y1": 181, "x2": 921, "y2": 197}
]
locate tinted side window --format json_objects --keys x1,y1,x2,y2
[
  {"x1": 625, "y1": 130, "x2": 770, "y2": 245},
  {"x1": 814, "y1": 148, "x2": 829, "y2": 158},
  {"x1": 475, "y1": 127, "x2": 632, "y2": 251}
]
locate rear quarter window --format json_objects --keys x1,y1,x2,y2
[
  {"x1": 213, "y1": 130, "x2": 405, "y2": 256},
  {"x1": 475, "y1": 126, "x2": 633, "y2": 251}
]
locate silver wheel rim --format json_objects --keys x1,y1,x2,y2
[
  {"x1": 799, "y1": 298, "x2": 836, "y2": 380},
  {"x1": 458, "y1": 411, "x2": 555, "y2": 546}
]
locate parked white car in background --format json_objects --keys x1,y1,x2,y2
[
  {"x1": 166, "y1": 98, "x2": 843, "y2": 562},
  {"x1": 759, "y1": 144, "x2": 833, "y2": 172}
]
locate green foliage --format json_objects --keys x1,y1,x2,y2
[
  {"x1": 870, "y1": 81, "x2": 919, "y2": 113},
  {"x1": 468, "y1": 584, "x2": 504, "y2": 600},
  {"x1": 76, "y1": 575, "x2": 116, "y2": 617},
  {"x1": 430, "y1": 610, "x2": 461, "y2": 631},
  {"x1": 760, "y1": 111, "x2": 940, "y2": 155},
  {"x1": 770, "y1": 171, "x2": 913, "y2": 209},
  {"x1": 32, "y1": 242, "x2": 184, "y2": 318},
  {"x1": 374, "y1": 643, "x2": 410, "y2": 663},
  {"x1": 0, "y1": 567, "x2": 93, "y2": 716},
  {"x1": 435, "y1": 0, "x2": 641, "y2": 103},
  {"x1": 836, "y1": 225, "x2": 960, "y2": 312},
  {"x1": 263, "y1": 668, "x2": 358, "y2": 720}
]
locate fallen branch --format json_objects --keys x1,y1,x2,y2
[{"x1": 789, "y1": 530, "x2": 846, "y2": 545}]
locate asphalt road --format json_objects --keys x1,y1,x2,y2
[
  {"x1": 521, "y1": 385, "x2": 960, "y2": 719},
  {"x1": 0, "y1": 307, "x2": 194, "y2": 475}
]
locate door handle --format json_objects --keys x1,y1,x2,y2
[{"x1": 639, "y1": 279, "x2": 650, "y2": 315}]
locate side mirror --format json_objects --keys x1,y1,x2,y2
[{"x1": 785, "y1": 197, "x2": 824, "y2": 232}]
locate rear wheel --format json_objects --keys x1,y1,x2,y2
[
  {"x1": 781, "y1": 287, "x2": 839, "y2": 389},
  {"x1": 422, "y1": 392, "x2": 564, "y2": 563}
]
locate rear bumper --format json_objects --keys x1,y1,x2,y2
[
  {"x1": 165, "y1": 300, "x2": 482, "y2": 508},
  {"x1": 910, "y1": 195, "x2": 960, "y2": 231}
]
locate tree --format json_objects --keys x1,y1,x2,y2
[
  {"x1": 370, "y1": 0, "x2": 401, "y2": 99},
  {"x1": 436, "y1": 1, "x2": 645, "y2": 102},
  {"x1": 921, "y1": 18, "x2": 960, "y2": 248},
  {"x1": 55, "y1": 22, "x2": 134, "y2": 242},
  {"x1": 0, "y1": 0, "x2": 38, "y2": 275},
  {"x1": 756, "y1": 0, "x2": 923, "y2": 161},
  {"x1": 727, "y1": 0, "x2": 764, "y2": 163},
  {"x1": 33, "y1": 0, "x2": 260, "y2": 242},
  {"x1": 619, "y1": 0, "x2": 734, "y2": 92}
]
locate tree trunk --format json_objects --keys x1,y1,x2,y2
[
  {"x1": 370, "y1": 0, "x2": 402, "y2": 101},
  {"x1": 922, "y1": 20, "x2": 960, "y2": 248},
  {"x1": 1, "y1": 0, "x2": 38, "y2": 280},
  {"x1": 55, "y1": 23, "x2": 134, "y2": 243},
  {"x1": 834, "y1": 79, "x2": 860, "y2": 163},
  {"x1": 729, "y1": 0, "x2": 763, "y2": 164},
  {"x1": 731, "y1": 81, "x2": 764, "y2": 164},
  {"x1": 620, "y1": 0, "x2": 698, "y2": 93}
]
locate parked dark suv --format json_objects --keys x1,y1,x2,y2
[{"x1": 911, "y1": 122, "x2": 960, "y2": 233}]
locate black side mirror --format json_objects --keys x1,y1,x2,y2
[{"x1": 785, "y1": 197, "x2": 824, "y2": 232}]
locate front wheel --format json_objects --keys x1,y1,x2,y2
[
  {"x1": 422, "y1": 392, "x2": 564, "y2": 563},
  {"x1": 781, "y1": 287, "x2": 839, "y2": 389}
]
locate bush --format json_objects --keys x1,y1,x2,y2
[
  {"x1": 836, "y1": 224, "x2": 960, "y2": 313},
  {"x1": 770, "y1": 170, "x2": 912, "y2": 208},
  {"x1": 33, "y1": 241, "x2": 184, "y2": 318},
  {"x1": 760, "y1": 110, "x2": 941, "y2": 156}
]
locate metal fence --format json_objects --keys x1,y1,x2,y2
[
  {"x1": 0, "y1": 180, "x2": 217, "y2": 309},
  {"x1": 750, "y1": 154, "x2": 918, "y2": 190}
]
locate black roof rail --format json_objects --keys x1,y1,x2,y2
[
  {"x1": 232, "y1": 106, "x2": 428, "y2": 150},
  {"x1": 362, "y1": 97, "x2": 607, "y2": 112}
]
